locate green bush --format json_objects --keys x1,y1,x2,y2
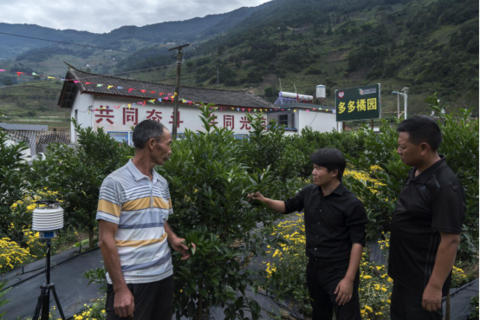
[
  {"x1": 28, "y1": 120, "x2": 133, "y2": 247},
  {"x1": 468, "y1": 294, "x2": 479, "y2": 320},
  {"x1": 0, "y1": 131, "x2": 29, "y2": 240},
  {"x1": 284, "y1": 127, "x2": 366, "y2": 180},
  {"x1": 346, "y1": 94, "x2": 479, "y2": 255},
  {"x1": 426, "y1": 95, "x2": 479, "y2": 260},
  {"x1": 158, "y1": 104, "x2": 280, "y2": 320},
  {"x1": 241, "y1": 113, "x2": 299, "y2": 198}
]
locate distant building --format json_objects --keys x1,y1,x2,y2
[
  {"x1": 57, "y1": 64, "x2": 339, "y2": 144},
  {"x1": 0, "y1": 123, "x2": 48, "y2": 157},
  {"x1": 268, "y1": 103, "x2": 339, "y2": 135},
  {"x1": 0, "y1": 123, "x2": 47, "y2": 131},
  {"x1": 57, "y1": 64, "x2": 276, "y2": 143}
]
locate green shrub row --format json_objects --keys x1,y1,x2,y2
[{"x1": 0, "y1": 96, "x2": 477, "y2": 319}]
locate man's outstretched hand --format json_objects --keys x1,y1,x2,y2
[
  {"x1": 169, "y1": 236, "x2": 196, "y2": 260},
  {"x1": 248, "y1": 192, "x2": 266, "y2": 203}
]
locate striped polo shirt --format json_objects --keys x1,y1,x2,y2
[{"x1": 96, "y1": 159, "x2": 173, "y2": 284}]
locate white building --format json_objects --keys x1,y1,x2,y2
[
  {"x1": 267, "y1": 103, "x2": 339, "y2": 135},
  {"x1": 57, "y1": 65, "x2": 338, "y2": 144}
]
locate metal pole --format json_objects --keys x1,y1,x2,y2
[
  {"x1": 404, "y1": 92, "x2": 408, "y2": 120},
  {"x1": 168, "y1": 44, "x2": 189, "y2": 139},
  {"x1": 41, "y1": 241, "x2": 51, "y2": 320},
  {"x1": 397, "y1": 93, "x2": 400, "y2": 118},
  {"x1": 401, "y1": 87, "x2": 409, "y2": 120}
]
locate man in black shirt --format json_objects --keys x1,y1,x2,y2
[
  {"x1": 388, "y1": 116, "x2": 465, "y2": 319},
  {"x1": 251, "y1": 148, "x2": 367, "y2": 320}
]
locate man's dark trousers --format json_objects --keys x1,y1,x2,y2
[
  {"x1": 391, "y1": 282, "x2": 443, "y2": 320},
  {"x1": 106, "y1": 275, "x2": 174, "y2": 320},
  {"x1": 306, "y1": 260, "x2": 361, "y2": 320}
]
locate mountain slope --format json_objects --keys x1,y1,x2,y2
[
  {"x1": 0, "y1": 6, "x2": 262, "y2": 59},
  {"x1": 0, "y1": 0, "x2": 478, "y2": 123},
  {"x1": 151, "y1": 0, "x2": 478, "y2": 114}
]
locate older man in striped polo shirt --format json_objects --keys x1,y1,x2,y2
[{"x1": 97, "y1": 120, "x2": 194, "y2": 319}]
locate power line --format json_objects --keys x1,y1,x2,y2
[
  {"x1": 0, "y1": 45, "x2": 221, "y2": 89},
  {"x1": 0, "y1": 61, "x2": 180, "y2": 90},
  {"x1": 0, "y1": 31, "x2": 136, "y2": 54}
]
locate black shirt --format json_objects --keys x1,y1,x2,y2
[
  {"x1": 388, "y1": 157, "x2": 465, "y2": 295},
  {"x1": 284, "y1": 183, "x2": 368, "y2": 263}
]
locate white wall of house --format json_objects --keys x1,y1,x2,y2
[
  {"x1": 70, "y1": 95, "x2": 267, "y2": 144},
  {"x1": 298, "y1": 110, "x2": 337, "y2": 133},
  {"x1": 267, "y1": 112, "x2": 297, "y2": 129},
  {"x1": 267, "y1": 110, "x2": 338, "y2": 134},
  {"x1": 70, "y1": 92, "x2": 95, "y2": 143},
  {"x1": 70, "y1": 95, "x2": 340, "y2": 144}
]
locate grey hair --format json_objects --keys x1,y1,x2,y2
[{"x1": 132, "y1": 120, "x2": 166, "y2": 149}]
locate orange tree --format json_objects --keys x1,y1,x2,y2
[
  {"x1": 28, "y1": 121, "x2": 133, "y2": 247},
  {"x1": 157, "y1": 104, "x2": 282, "y2": 320},
  {"x1": 0, "y1": 131, "x2": 30, "y2": 241}
]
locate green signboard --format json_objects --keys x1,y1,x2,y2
[{"x1": 335, "y1": 84, "x2": 381, "y2": 122}]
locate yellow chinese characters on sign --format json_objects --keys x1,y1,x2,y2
[
  {"x1": 335, "y1": 84, "x2": 381, "y2": 121},
  {"x1": 357, "y1": 99, "x2": 366, "y2": 112},
  {"x1": 347, "y1": 101, "x2": 356, "y2": 113}
]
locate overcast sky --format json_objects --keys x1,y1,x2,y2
[{"x1": 0, "y1": 0, "x2": 272, "y2": 34}]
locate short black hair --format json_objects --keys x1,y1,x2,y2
[
  {"x1": 310, "y1": 148, "x2": 346, "y2": 180},
  {"x1": 132, "y1": 120, "x2": 166, "y2": 149},
  {"x1": 397, "y1": 116, "x2": 442, "y2": 151}
]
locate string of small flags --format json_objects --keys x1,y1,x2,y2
[{"x1": 0, "y1": 69, "x2": 333, "y2": 113}]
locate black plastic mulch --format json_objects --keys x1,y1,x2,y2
[
  {"x1": 1, "y1": 247, "x2": 103, "y2": 320},
  {"x1": 0, "y1": 215, "x2": 478, "y2": 320}
]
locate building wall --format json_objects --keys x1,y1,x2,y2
[
  {"x1": 267, "y1": 110, "x2": 338, "y2": 134},
  {"x1": 72, "y1": 95, "x2": 266, "y2": 144},
  {"x1": 70, "y1": 95, "x2": 340, "y2": 143},
  {"x1": 266, "y1": 112, "x2": 297, "y2": 129},
  {"x1": 298, "y1": 110, "x2": 337, "y2": 133},
  {"x1": 71, "y1": 92, "x2": 95, "y2": 143}
]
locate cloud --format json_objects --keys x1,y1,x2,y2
[{"x1": 0, "y1": 0, "x2": 271, "y2": 33}]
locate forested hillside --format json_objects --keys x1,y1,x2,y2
[
  {"x1": 112, "y1": 0, "x2": 478, "y2": 114},
  {"x1": 0, "y1": 0, "x2": 478, "y2": 123}
]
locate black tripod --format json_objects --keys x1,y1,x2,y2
[{"x1": 33, "y1": 239, "x2": 66, "y2": 320}]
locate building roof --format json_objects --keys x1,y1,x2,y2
[
  {"x1": 0, "y1": 123, "x2": 48, "y2": 131},
  {"x1": 58, "y1": 64, "x2": 274, "y2": 109},
  {"x1": 274, "y1": 102, "x2": 336, "y2": 111}
]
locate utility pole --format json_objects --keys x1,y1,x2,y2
[{"x1": 168, "y1": 43, "x2": 189, "y2": 139}]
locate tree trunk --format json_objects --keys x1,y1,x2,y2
[
  {"x1": 196, "y1": 295, "x2": 203, "y2": 320},
  {"x1": 89, "y1": 227, "x2": 94, "y2": 249}
]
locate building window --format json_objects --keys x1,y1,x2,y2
[{"x1": 279, "y1": 114, "x2": 288, "y2": 126}]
